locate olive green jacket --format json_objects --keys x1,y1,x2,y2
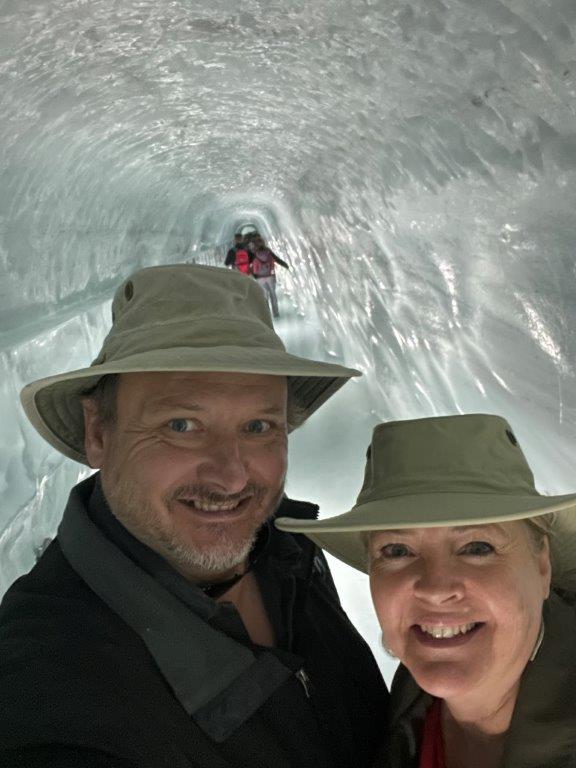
[{"x1": 377, "y1": 591, "x2": 576, "y2": 768}]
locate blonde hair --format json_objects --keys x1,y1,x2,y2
[{"x1": 524, "y1": 513, "x2": 555, "y2": 553}]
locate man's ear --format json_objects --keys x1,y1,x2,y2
[{"x1": 82, "y1": 398, "x2": 106, "y2": 468}]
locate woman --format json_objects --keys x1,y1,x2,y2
[
  {"x1": 250, "y1": 236, "x2": 290, "y2": 319},
  {"x1": 276, "y1": 414, "x2": 576, "y2": 768}
]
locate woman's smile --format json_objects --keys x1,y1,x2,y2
[{"x1": 412, "y1": 621, "x2": 484, "y2": 648}]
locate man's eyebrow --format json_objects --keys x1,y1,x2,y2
[
  {"x1": 143, "y1": 402, "x2": 286, "y2": 415},
  {"x1": 143, "y1": 400, "x2": 204, "y2": 414}
]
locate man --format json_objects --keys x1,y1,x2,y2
[
  {"x1": 0, "y1": 264, "x2": 388, "y2": 768},
  {"x1": 224, "y1": 233, "x2": 251, "y2": 274}
]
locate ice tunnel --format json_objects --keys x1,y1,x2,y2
[{"x1": 1, "y1": 0, "x2": 576, "y2": 679}]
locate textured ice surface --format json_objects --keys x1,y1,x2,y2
[{"x1": 1, "y1": 0, "x2": 576, "y2": 681}]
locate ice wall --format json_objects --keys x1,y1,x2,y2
[{"x1": 1, "y1": 0, "x2": 576, "y2": 679}]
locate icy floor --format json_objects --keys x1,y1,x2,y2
[{"x1": 2, "y1": 0, "x2": 576, "y2": 683}]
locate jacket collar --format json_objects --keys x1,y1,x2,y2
[
  {"x1": 503, "y1": 591, "x2": 576, "y2": 767},
  {"x1": 58, "y1": 474, "x2": 299, "y2": 743},
  {"x1": 268, "y1": 495, "x2": 320, "y2": 578}
]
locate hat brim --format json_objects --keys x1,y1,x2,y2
[
  {"x1": 276, "y1": 492, "x2": 576, "y2": 582},
  {"x1": 21, "y1": 345, "x2": 360, "y2": 465}
]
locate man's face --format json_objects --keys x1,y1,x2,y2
[{"x1": 83, "y1": 371, "x2": 288, "y2": 581}]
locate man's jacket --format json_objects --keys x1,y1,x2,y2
[{"x1": 0, "y1": 475, "x2": 388, "y2": 768}]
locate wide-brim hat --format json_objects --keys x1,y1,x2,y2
[
  {"x1": 21, "y1": 264, "x2": 360, "y2": 465},
  {"x1": 276, "y1": 414, "x2": 576, "y2": 591}
]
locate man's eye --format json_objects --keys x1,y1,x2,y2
[
  {"x1": 460, "y1": 541, "x2": 494, "y2": 556},
  {"x1": 380, "y1": 543, "x2": 413, "y2": 559},
  {"x1": 246, "y1": 420, "x2": 271, "y2": 434},
  {"x1": 168, "y1": 418, "x2": 197, "y2": 433}
]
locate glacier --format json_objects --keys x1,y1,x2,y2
[{"x1": 1, "y1": 0, "x2": 576, "y2": 681}]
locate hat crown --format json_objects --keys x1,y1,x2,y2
[
  {"x1": 357, "y1": 414, "x2": 538, "y2": 506},
  {"x1": 95, "y1": 264, "x2": 284, "y2": 364},
  {"x1": 22, "y1": 261, "x2": 360, "y2": 464}
]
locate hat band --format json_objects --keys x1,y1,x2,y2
[
  {"x1": 93, "y1": 317, "x2": 286, "y2": 365},
  {"x1": 356, "y1": 476, "x2": 538, "y2": 505}
]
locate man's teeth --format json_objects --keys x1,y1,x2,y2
[
  {"x1": 182, "y1": 500, "x2": 242, "y2": 512},
  {"x1": 419, "y1": 622, "x2": 477, "y2": 639}
]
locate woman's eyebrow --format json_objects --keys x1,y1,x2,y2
[
  {"x1": 372, "y1": 525, "x2": 509, "y2": 537},
  {"x1": 452, "y1": 525, "x2": 514, "y2": 544},
  {"x1": 372, "y1": 529, "x2": 417, "y2": 536},
  {"x1": 451, "y1": 524, "x2": 506, "y2": 534}
]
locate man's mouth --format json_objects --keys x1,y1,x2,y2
[{"x1": 176, "y1": 495, "x2": 253, "y2": 516}]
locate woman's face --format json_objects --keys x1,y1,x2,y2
[{"x1": 369, "y1": 522, "x2": 551, "y2": 703}]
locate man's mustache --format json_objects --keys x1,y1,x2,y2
[{"x1": 166, "y1": 484, "x2": 266, "y2": 505}]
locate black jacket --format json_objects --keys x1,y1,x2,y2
[{"x1": 0, "y1": 475, "x2": 388, "y2": 768}]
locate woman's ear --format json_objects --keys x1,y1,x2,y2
[{"x1": 538, "y1": 536, "x2": 552, "y2": 600}]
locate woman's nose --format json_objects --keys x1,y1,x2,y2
[
  {"x1": 413, "y1": 559, "x2": 465, "y2": 605},
  {"x1": 195, "y1": 437, "x2": 250, "y2": 494}
]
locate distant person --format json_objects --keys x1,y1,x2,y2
[
  {"x1": 252, "y1": 237, "x2": 289, "y2": 319},
  {"x1": 224, "y1": 233, "x2": 251, "y2": 274},
  {"x1": 243, "y1": 231, "x2": 260, "y2": 254},
  {"x1": 224, "y1": 233, "x2": 242, "y2": 265},
  {"x1": 277, "y1": 414, "x2": 576, "y2": 768}
]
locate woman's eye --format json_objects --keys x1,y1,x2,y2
[
  {"x1": 460, "y1": 541, "x2": 494, "y2": 556},
  {"x1": 380, "y1": 543, "x2": 413, "y2": 559},
  {"x1": 246, "y1": 420, "x2": 271, "y2": 434},
  {"x1": 168, "y1": 418, "x2": 197, "y2": 434}
]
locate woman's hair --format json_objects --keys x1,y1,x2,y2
[{"x1": 524, "y1": 513, "x2": 555, "y2": 554}]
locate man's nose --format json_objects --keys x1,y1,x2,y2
[
  {"x1": 195, "y1": 436, "x2": 250, "y2": 494},
  {"x1": 413, "y1": 558, "x2": 465, "y2": 605}
]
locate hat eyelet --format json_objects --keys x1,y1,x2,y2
[
  {"x1": 506, "y1": 429, "x2": 518, "y2": 446},
  {"x1": 124, "y1": 281, "x2": 134, "y2": 301}
]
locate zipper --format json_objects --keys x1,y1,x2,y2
[{"x1": 295, "y1": 668, "x2": 312, "y2": 698}]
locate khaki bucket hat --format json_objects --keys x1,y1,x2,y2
[
  {"x1": 21, "y1": 264, "x2": 360, "y2": 465},
  {"x1": 276, "y1": 414, "x2": 576, "y2": 590}
]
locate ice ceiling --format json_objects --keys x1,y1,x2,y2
[{"x1": 1, "y1": 0, "x2": 576, "y2": 675}]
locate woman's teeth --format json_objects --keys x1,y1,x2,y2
[{"x1": 419, "y1": 622, "x2": 477, "y2": 639}]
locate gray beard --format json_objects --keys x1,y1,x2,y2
[
  {"x1": 164, "y1": 528, "x2": 257, "y2": 576},
  {"x1": 102, "y1": 473, "x2": 284, "y2": 580}
]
